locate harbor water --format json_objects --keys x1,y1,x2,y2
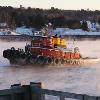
[{"x1": 0, "y1": 40, "x2": 100, "y2": 96}]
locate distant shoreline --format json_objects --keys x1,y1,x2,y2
[
  {"x1": 64, "y1": 35, "x2": 100, "y2": 40},
  {"x1": 0, "y1": 35, "x2": 100, "y2": 41},
  {"x1": 0, "y1": 35, "x2": 32, "y2": 41}
]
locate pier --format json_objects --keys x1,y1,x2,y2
[{"x1": 0, "y1": 82, "x2": 99, "y2": 100}]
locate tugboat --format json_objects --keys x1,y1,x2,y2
[{"x1": 3, "y1": 29, "x2": 82, "y2": 65}]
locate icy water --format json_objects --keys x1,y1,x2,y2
[{"x1": 0, "y1": 40, "x2": 100, "y2": 96}]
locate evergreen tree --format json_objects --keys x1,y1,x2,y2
[{"x1": 81, "y1": 21, "x2": 88, "y2": 31}]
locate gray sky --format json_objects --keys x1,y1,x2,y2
[{"x1": 0, "y1": 0, "x2": 99, "y2": 10}]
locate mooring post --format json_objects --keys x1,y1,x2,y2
[
  {"x1": 10, "y1": 84, "x2": 21, "y2": 100},
  {"x1": 11, "y1": 83, "x2": 32, "y2": 100},
  {"x1": 30, "y1": 82, "x2": 45, "y2": 100},
  {"x1": 22, "y1": 85, "x2": 31, "y2": 100}
]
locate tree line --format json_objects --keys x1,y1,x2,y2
[{"x1": 0, "y1": 6, "x2": 100, "y2": 29}]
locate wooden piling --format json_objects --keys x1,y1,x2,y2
[{"x1": 30, "y1": 82, "x2": 45, "y2": 100}]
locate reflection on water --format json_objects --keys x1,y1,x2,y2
[{"x1": 0, "y1": 40, "x2": 100, "y2": 96}]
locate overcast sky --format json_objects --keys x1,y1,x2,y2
[{"x1": 0, "y1": 0, "x2": 99, "y2": 10}]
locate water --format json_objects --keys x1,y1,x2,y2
[{"x1": 0, "y1": 40, "x2": 100, "y2": 96}]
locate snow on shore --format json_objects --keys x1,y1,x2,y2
[
  {"x1": 16, "y1": 27, "x2": 100, "y2": 36},
  {"x1": 16, "y1": 27, "x2": 35, "y2": 35},
  {"x1": 0, "y1": 27, "x2": 100, "y2": 36},
  {"x1": 0, "y1": 30, "x2": 20, "y2": 35},
  {"x1": 53, "y1": 28, "x2": 100, "y2": 36}
]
